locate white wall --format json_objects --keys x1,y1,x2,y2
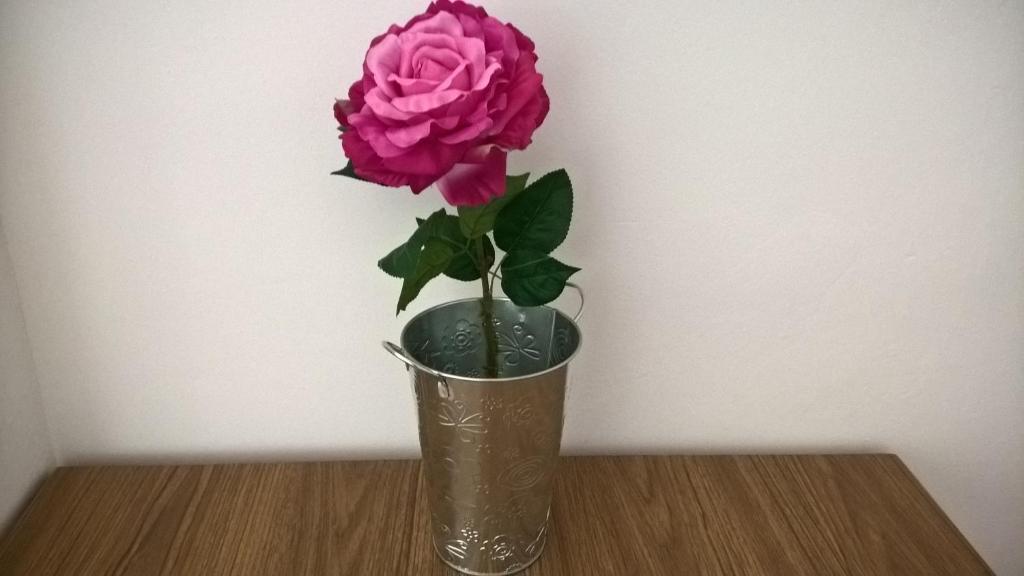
[
  {"x1": 0, "y1": 219, "x2": 54, "y2": 533},
  {"x1": 0, "y1": 0, "x2": 1020, "y2": 572}
]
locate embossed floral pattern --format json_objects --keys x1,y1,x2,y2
[
  {"x1": 472, "y1": 474, "x2": 491, "y2": 496},
  {"x1": 498, "y1": 323, "x2": 541, "y2": 366},
  {"x1": 530, "y1": 426, "x2": 554, "y2": 451},
  {"x1": 442, "y1": 319, "x2": 482, "y2": 357},
  {"x1": 551, "y1": 327, "x2": 572, "y2": 364},
  {"x1": 498, "y1": 456, "x2": 548, "y2": 490},
  {"x1": 437, "y1": 445, "x2": 462, "y2": 472},
  {"x1": 488, "y1": 534, "x2": 516, "y2": 561},
  {"x1": 443, "y1": 539, "x2": 469, "y2": 561},
  {"x1": 411, "y1": 337, "x2": 443, "y2": 369},
  {"x1": 523, "y1": 522, "x2": 547, "y2": 557},
  {"x1": 461, "y1": 519, "x2": 481, "y2": 544},
  {"x1": 437, "y1": 399, "x2": 484, "y2": 443},
  {"x1": 481, "y1": 397, "x2": 504, "y2": 412},
  {"x1": 483, "y1": 493, "x2": 532, "y2": 527},
  {"x1": 504, "y1": 397, "x2": 535, "y2": 427}
]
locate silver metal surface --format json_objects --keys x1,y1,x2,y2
[
  {"x1": 385, "y1": 293, "x2": 582, "y2": 576},
  {"x1": 565, "y1": 282, "x2": 584, "y2": 323}
]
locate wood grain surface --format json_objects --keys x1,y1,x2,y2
[{"x1": 0, "y1": 455, "x2": 991, "y2": 575}]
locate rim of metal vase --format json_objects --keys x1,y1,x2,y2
[{"x1": 391, "y1": 288, "x2": 583, "y2": 384}]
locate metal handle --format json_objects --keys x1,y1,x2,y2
[
  {"x1": 382, "y1": 341, "x2": 451, "y2": 399},
  {"x1": 565, "y1": 282, "x2": 584, "y2": 323},
  {"x1": 493, "y1": 272, "x2": 584, "y2": 323},
  {"x1": 382, "y1": 340, "x2": 417, "y2": 370}
]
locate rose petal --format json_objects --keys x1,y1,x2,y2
[
  {"x1": 383, "y1": 139, "x2": 468, "y2": 176},
  {"x1": 333, "y1": 80, "x2": 364, "y2": 127},
  {"x1": 436, "y1": 146, "x2": 507, "y2": 206},
  {"x1": 407, "y1": 174, "x2": 438, "y2": 193},
  {"x1": 342, "y1": 130, "x2": 446, "y2": 193},
  {"x1": 391, "y1": 88, "x2": 464, "y2": 114},
  {"x1": 410, "y1": 39, "x2": 462, "y2": 69},
  {"x1": 428, "y1": 0, "x2": 489, "y2": 20},
  {"x1": 492, "y1": 84, "x2": 548, "y2": 149},
  {"x1": 406, "y1": 11, "x2": 464, "y2": 37},
  {"x1": 411, "y1": 45, "x2": 462, "y2": 80},
  {"x1": 456, "y1": 13, "x2": 482, "y2": 39},
  {"x1": 432, "y1": 115, "x2": 461, "y2": 130},
  {"x1": 365, "y1": 34, "x2": 402, "y2": 98},
  {"x1": 385, "y1": 118, "x2": 434, "y2": 148},
  {"x1": 481, "y1": 19, "x2": 520, "y2": 68},
  {"x1": 471, "y1": 60, "x2": 502, "y2": 90},
  {"x1": 453, "y1": 35, "x2": 487, "y2": 84},
  {"x1": 349, "y1": 114, "x2": 409, "y2": 158},
  {"x1": 342, "y1": 130, "x2": 409, "y2": 187},
  {"x1": 363, "y1": 86, "x2": 417, "y2": 122},
  {"x1": 436, "y1": 61, "x2": 471, "y2": 92},
  {"x1": 399, "y1": 32, "x2": 460, "y2": 78},
  {"x1": 439, "y1": 116, "x2": 493, "y2": 144},
  {"x1": 389, "y1": 73, "x2": 440, "y2": 96},
  {"x1": 488, "y1": 56, "x2": 544, "y2": 141},
  {"x1": 439, "y1": 78, "x2": 496, "y2": 120},
  {"x1": 508, "y1": 22, "x2": 536, "y2": 53}
]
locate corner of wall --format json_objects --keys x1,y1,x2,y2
[{"x1": 0, "y1": 212, "x2": 58, "y2": 534}]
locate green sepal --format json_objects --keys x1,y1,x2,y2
[
  {"x1": 457, "y1": 173, "x2": 530, "y2": 239},
  {"x1": 331, "y1": 160, "x2": 366, "y2": 181}
]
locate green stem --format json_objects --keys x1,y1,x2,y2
[
  {"x1": 489, "y1": 252, "x2": 507, "y2": 294},
  {"x1": 475, "y1": 237, "x2": 499, "y2": 378}
]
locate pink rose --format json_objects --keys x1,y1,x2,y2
[{"x1": 334, "y1": 0, "x2": 549, "y2": 206}]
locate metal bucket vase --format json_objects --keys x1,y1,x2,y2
[{"x1": 383, "y1": 286, "x2": 583, "y2": 576}]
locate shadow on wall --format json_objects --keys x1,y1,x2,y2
[{"x1": 0, "y1": 474, "x2": 50, "y2": 535}]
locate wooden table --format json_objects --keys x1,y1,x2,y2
[{"x1": 0, "y1": 455, "x2": 991, "y2": 575}]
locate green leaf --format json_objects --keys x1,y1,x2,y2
[
  {"x1": 494, "y1": 170, "x2": 572, "y2": 255},
  {"x1": 378, "y1": 210, "x2": 446, "y2": 278},
  {"x1": 378, "y1": 242, "x2": 418, "y2": 279},
  {"x1": 430, "y1": 214, "x2": 472, "y2": 251},
  {"x1": 457, "y1": 173, "x2": 530, "y2": 239},
  {"x1": 380, "y1": 208, "x2": 495, "y2": 285},
  {"x1": 397, "y1": 238, "x2": 455, "y2": 314},
  {"x1": 331, "y1": 160, "x2": 366, "y2": 181},
  {"x1": 420, "y1": 213, "x2": 488, "y2": 282},
  {"x1": 446, "y1": 235, "x2": 494, "y2": 281},
  {"x1": 500, "y1": 251, "x2": 580, "y2": 307}
]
